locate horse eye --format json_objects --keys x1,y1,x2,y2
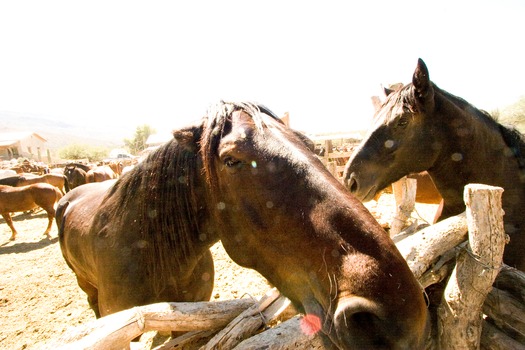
[
  {"x1": 224, "y1": 156, "x2": 242, "y2": 168},
  {"x1": 397, "y1": 116, "x2": 409, "y2": 128}
]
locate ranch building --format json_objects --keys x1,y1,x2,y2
[{"x1": 0, "y1": 131, "x2": 50, "y2": 162}]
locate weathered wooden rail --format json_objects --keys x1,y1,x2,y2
[{"x1": 45, "y1": 184, "x2": 524, "y2": 349}]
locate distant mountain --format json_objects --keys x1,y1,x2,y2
[{"x1": 0, "y1": 111, "x2": 126, "y2": 150}]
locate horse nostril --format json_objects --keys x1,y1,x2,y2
[
  {"x1": 347, "y1": 175, "x2": 359, "y2": 194},
  {"x1": 334, "y1": 297, "x2": 389, "y2": 349}
]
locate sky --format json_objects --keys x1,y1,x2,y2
[{"x1": 0, "y1": 0, "x2": 524, "y2": 139}]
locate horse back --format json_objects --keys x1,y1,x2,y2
[{"x1": 0, "y1": 183, "x2": 60, "y2": 213}]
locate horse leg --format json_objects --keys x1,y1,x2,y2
[
  {"x1": 77, "y1": 276, "x2": 101, "y2": 318},
  {"x1": 187, "y1": 249, "x2": 215, "y2": 301},
  {"x1": 2, "y1": 213, "x2": 17, "y2": 241},
  {"x1": 43, "y1": 212, "x2": 54, "y2": 238}
]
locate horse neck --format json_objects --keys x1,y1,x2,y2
[{"x1": 428, "y1": 93, "x2": 513, "y2": 208}]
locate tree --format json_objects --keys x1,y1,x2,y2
[
  {"x1": 59, "y1": 144, "x2": 109, "y2": 162},
  {"x1": 124, "y1": 124, "x2": 156, "y2": 154},
  {"x1": 494, "y1": 95, "x2": 525, "y2": 132}
]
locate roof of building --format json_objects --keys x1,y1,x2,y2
[{"x1": 0, "y1": 132, "x2": 47, "y2": 147}]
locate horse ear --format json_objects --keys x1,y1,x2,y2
[
  {"x1": 371, "y1": 96, "x2": 382, "y2": 112},
  {"x1": 172, "y1": 122, "x2": 203, "y2": 152},
  {"x1": 383, "y1": 86, "x2": 395, "y2": 96},
  {"x1": 412, "y1": 58, "x2": 432, "y2": 100}
]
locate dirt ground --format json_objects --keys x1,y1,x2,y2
[{"x1": 0, "y1": 195, "x2": 437, "y2": 350}]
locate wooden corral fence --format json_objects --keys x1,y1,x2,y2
[
  {"x1": 312, "y1": 134, "x2": 360, "y2": 181},
  {"x1": 45, "y1": 184, "x2": 524, "y2": 349}
]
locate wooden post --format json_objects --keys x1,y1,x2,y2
[
  {"x1": 390, "y1": 176, "x2": 417, "y2": 236},
  {"x1": 326, "y1": 161, "x2": 337, "y2": 179},
  {"x1": 437, "y1": 184, "x2": 506, "y2": 349}
]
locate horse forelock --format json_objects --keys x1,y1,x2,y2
[
  {"x1": 374, "y1": 85, "x2": 419, "y2": 126},
  {"x1": 200, "y1": 101, "x2": 268, "y2": 193}
]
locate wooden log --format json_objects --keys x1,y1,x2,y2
[
  {"x1": 483, "y1": 287, "x2": 525, "y2": 343},
  {"x1": 390, "y1": 176, "x2": 417, "y2": 236},
  {"x1": 232, "y1": 316, "x2": 328, "y2": 349},
  {"x1": 418, "y1": 250, "x2": 456, "y2": 289},
  {"x1": 395, "y1": 211, "x2": 468, "y2": 279},
  {"x1": 154, "y1": 330, "x2": 217, "y2": 350},
  {"x1": 202, "y1": 288, "x2": 292, "y2": 349},
  {"x1": 48, "y1": 299, "x2": 255, "y2": 350},
  {"x1": 480, "y1": 320, "x2": 525, "y2": 350},
  {"x1": 437, "y1": 184, "x2": 506, "y2": 349},
  {"x1": 494, "y1": 265, "x2": 525, "y2": 303}
]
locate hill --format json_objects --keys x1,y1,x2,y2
[{"x1": 0, "y1": 111, "x2": 127, "y2": 151}]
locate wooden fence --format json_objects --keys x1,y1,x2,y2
[{"x1": 45, "y1": 184, "x2": 524, "y2": 349}]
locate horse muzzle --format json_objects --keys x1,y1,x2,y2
[
  {"x1": 344, "y1": 172, "x2": 378, "y2": 202},
  {"x1": 333, "y1": 296, "x2": 426, "y2": 350}
]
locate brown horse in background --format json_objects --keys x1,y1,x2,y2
[
  {"x1": 15, "y1": 173, "x2": 70, "y2": 194},
  {"x1": 57, "y1": 101, "x2": 429, "y2": 349},
  {"x1": 0, "y1": 183, "x2": 62, "y2": 240},
  {"x1": 85, "y1": 165, "x2": 118, "y2": 183},
  {"x1": 107, "y1": 161, "x2": 124, "y2": 176},
  {"x1": 344, "y1": 58, "x2": 525, "y2": 271}
]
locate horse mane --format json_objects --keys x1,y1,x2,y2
[
  {"x1": 103, "y1": 136, "x2": 202, "y2": 292},
  {"x1": 499, "y1": 124, "x2": 525, "y2": 180},
  {"x1": 382, "y1": 82, "x2": 525, "y2": 181}
]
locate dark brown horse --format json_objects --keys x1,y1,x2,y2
[
  {"x1": 63, "y1": 163, "x2": 92, "y2": 190},
  {"x1": 0, "y1": 183, "x2": 62, "y2": 240},
  {"x1": 57, "y1": 102, "x2": 428, "y2": 349},
  {"x1": 344, "y1": 58, "x2": 525, "y2": 271},
  {"x1": 1, "y1": 173, "x2": 70, "y2": 194}
]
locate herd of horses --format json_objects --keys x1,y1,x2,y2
[
  {"x1": 1, "y1": 59, "x2": 524, "y2": 349},
  {"x1": 0, "y1": 162, "x2": 121, "y2": 241}
]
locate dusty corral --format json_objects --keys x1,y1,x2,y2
[
  {"x1": 0, "y1": 212, "x2": 273, "y2": 349},
  {"x1": 0, "y1": 195, "x2": 437, "y2": 350}
]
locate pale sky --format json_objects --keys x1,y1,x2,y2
[{"x1": 0, "y1": 1, "x2": 524, "y2": 139}]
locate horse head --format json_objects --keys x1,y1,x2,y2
[
  {"x1": 344, "y1": 59, "x2": 441, "y2": 201},
  {"x1": 189, "y1": 102, "x2": 429, "y2": 349}
]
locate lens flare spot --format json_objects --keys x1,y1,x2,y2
[
  {"x1": 239, "y1": 127, "x2": 247, "y2": 139},
  {"x1": 201, "y1": 272, "x2": 211, "y2": 282},
  {"x1": 266, "y1": 201, "x2": 274, "y2": 208},
  {"x1": 251, "y1": 160, "x2": 257, "y2": 168},
  {"x1": 384, "y1": 140, "x2": 395, "y2": 149},
  {"x1": 300, "y1": 314, "x2": 322, "y2": 335},
  {"x1": 217, "y1": 202, "x2": 226, "y2": 210},
  {"x1": 451, "y1": 153, "x2": 463, "y2": 162}
]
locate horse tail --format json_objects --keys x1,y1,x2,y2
[
  {"x1": 62, "y1": 175, "x2": 70, "y2": 193},
  {"x1": 55, "y1": 199, "x2": 69, "y2": 240}
]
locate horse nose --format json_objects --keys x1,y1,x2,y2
[{"x1": 334, "y1": 297, "x2": 420, "y2": 350}]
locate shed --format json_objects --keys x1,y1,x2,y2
[{"x1": 0, "y1": 132, "x2": 49, "y2": 162}]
